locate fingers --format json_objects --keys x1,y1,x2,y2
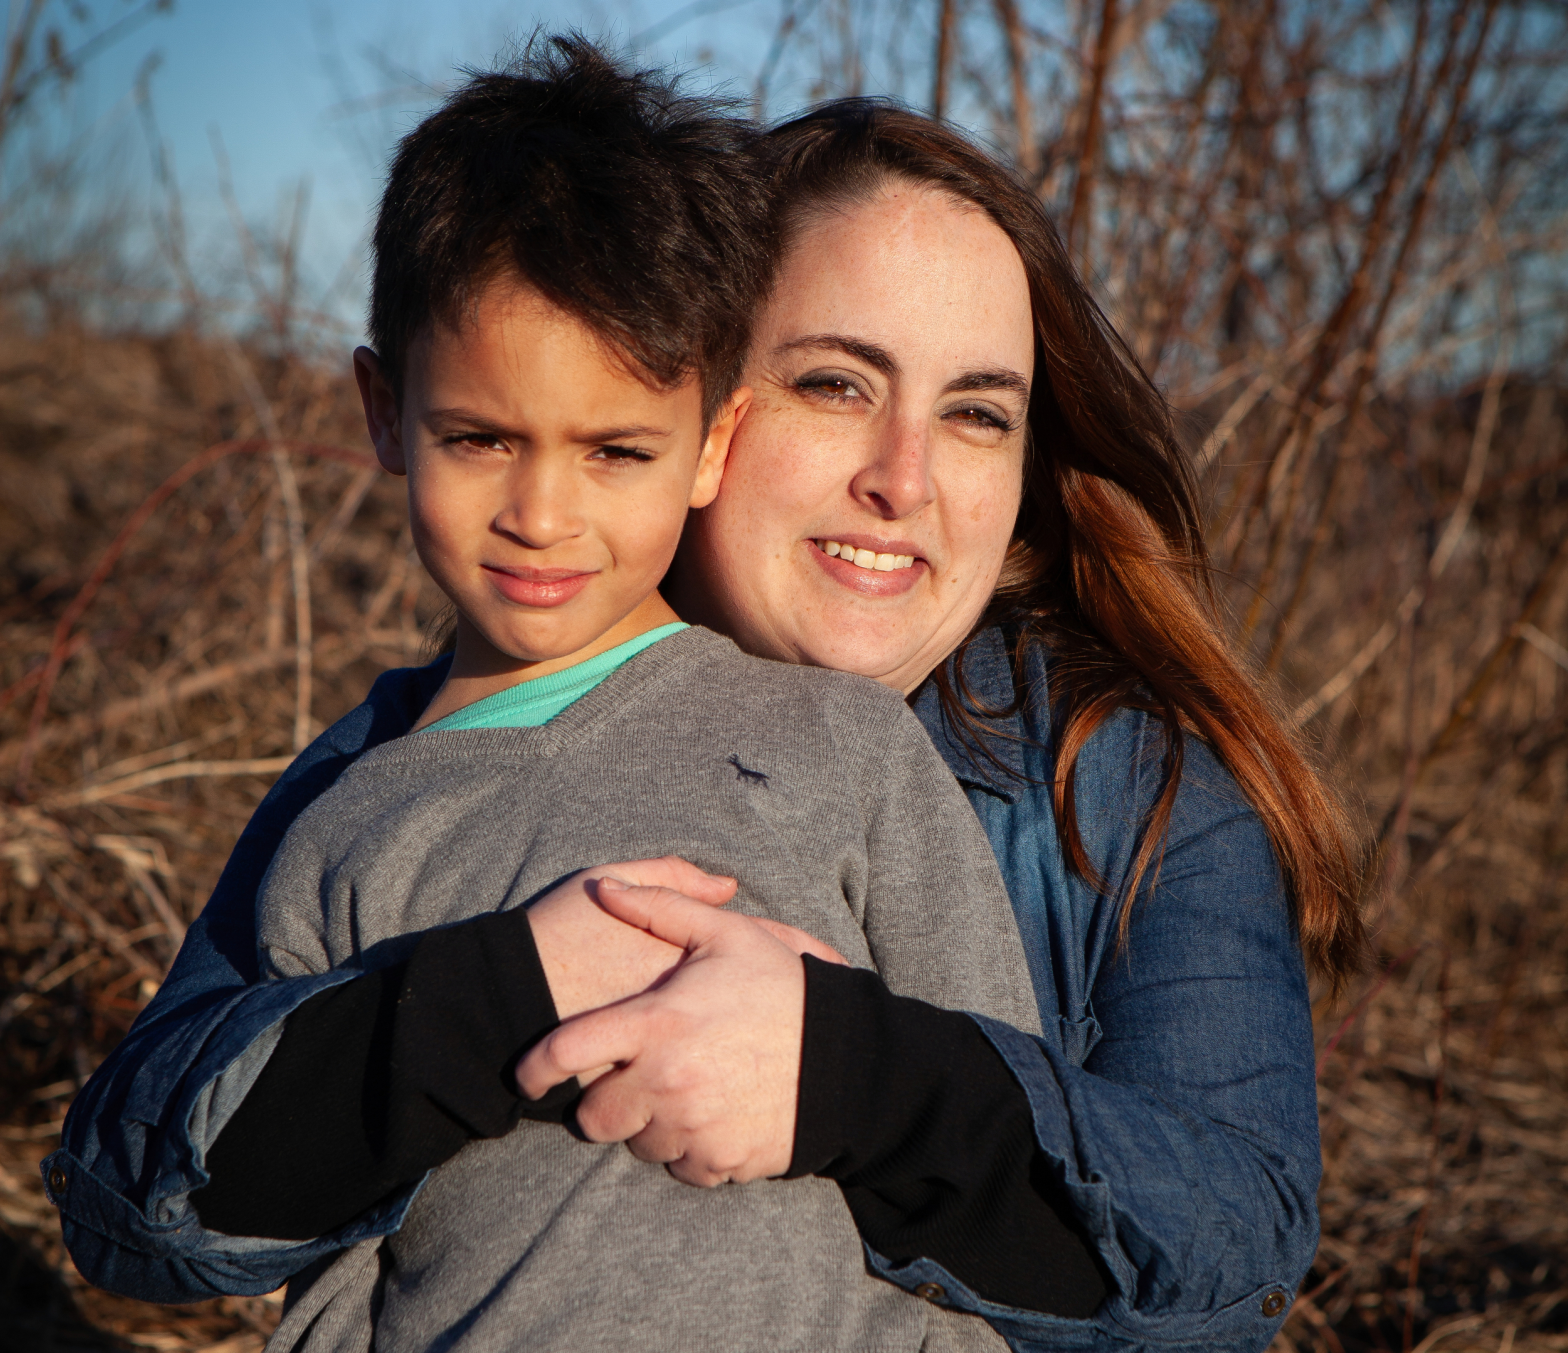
[
  {"x1": 593, "y1": 878, "x2": 843, "y2": 967},
  {"x1": 593, "y1": 878, "x2": 737, "y2": 951},
  {"x1": 576, "y1": 1079, "x2": 736, "y2": 1186},
  {"x1": 664, "y1": 1157, "x2": 731, "y2": 1188},
  {"x1": 748, "y1": 917, "x2": 849, "y2": 966},
  {"x1": 603, "y1": 856, "x2": 737, "y2": 906},
  {"x1": 515, "y1": 1003, "x2": 646, "y2": 1099},
  {"x1": 572, "y1": 1073, "x2": 656, "y2": 1147}
]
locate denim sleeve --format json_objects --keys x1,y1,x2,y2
[
  {"x1": 40, "y1": 661, "x2": 445, "y2": 1303},
  {"x1": 873, "y1": 711, "x2": 1321, "y2": 1353}
]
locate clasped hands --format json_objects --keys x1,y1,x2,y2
[{"x1": 517, "y1": 857, "x2": 846, "y2": 1187}]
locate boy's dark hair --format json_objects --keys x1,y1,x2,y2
[{"x1": 369, "y1": 35, "x2": 770, "y2": 424}]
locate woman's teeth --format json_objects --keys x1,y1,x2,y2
[{"x1": 819, "y1": 540, "x2": 916, "y2": 572}]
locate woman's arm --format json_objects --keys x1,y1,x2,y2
[
  {"x1": 518, "y1": 880, "x2": 1110, "y2": 1319},
  {"x1": 517, "y1": 710, "x2": 1319, "y2": 1348},
  {"x1": 965, "y1": 715, "x2": 1320, "y2": 1352},
  {"x1": 45, "y1": 657, "x2": 724, "y2": 1294}
]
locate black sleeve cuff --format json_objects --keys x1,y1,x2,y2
[
  {"x1": 788, "y1": 955, "x2": 1108, "y2": 1318},
  {"x1": 192, "y1": 904, "x2": 575, "y2": 1240}
]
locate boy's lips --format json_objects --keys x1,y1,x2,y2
[{"x1": 482, "y1": 564, "x2": 595, "y2": 608}]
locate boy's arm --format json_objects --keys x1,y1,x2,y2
[
  {"x1": 192, "y1": 903, "x2": 575, "y2": 1239},
  {"x1": 787, "y1": 956, "x2": 1108, "y2": 1317},
  {"x1": 43, "y1": 662, "x2": 448, "y2": 1301}
]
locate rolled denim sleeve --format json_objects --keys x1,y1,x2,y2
[
  {"x1": 41, "y1": 661, "x2": 445, "y2": 1302},
  {"x1": 898, "y1": 690, "x2": 1321, "y2": 1352}
]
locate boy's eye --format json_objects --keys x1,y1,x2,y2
[
  {"x1": 443, "y1": 432, "x2": 507, "y2": 452},
  {"x1": 589, "y1": 444, "x2": 654, "y2": 463}
]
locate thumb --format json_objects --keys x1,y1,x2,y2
[{"x1": 593, "y1": 878, "x2": 734, "y2": 952}]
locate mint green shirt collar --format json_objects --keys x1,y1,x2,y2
[{"x1": 422, "y1": 622, "x2": 688, "y2": 731}]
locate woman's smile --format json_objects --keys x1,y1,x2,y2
[{"x1": 809, "y1": 537, "x2": 926, "y2": 596}]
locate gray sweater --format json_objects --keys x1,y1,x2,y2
[{"x1": 257, "y1": 626, "x2": 1040, "y2": 1353}]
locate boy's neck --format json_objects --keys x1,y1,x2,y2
[{"x1": 412, "y1": 592, "x2": 681, "y2": 732}]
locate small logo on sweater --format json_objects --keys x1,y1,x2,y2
[{"x1": 728, "y1": 754, "x2": 769, "y2": 788}]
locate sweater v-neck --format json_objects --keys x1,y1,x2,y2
[
  {"x1": 364, "y1": 625, "x2": 719, "y2": 766},
  {"x1": 422, "y1": 623, "x2": 688, "y2": 733}
]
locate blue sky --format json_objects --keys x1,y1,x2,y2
[{"x1": 27, "y1": 0, "x2": 949, "y2": 332}]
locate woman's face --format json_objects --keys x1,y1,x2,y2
[{"x1": 677, "y1": 182, "x2": 1034, "y2": 693}]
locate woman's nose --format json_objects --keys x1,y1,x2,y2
[
  {"x1": 492, "y1": 461, "x2": 585, "y2": 548},
  {"x1": 850, "y1": 418, "x2": 937, "y2": 521}
]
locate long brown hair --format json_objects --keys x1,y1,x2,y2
[{"x1": 762, "y1": 100, "x2": 1365, "y2": 988}]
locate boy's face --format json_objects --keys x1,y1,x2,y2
[{"x1": 358, "y1": 279, "x2": 739, "y2": 677}]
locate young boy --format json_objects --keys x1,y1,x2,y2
[{"x1": 240, "y1": 39, "x2": 1042, "y2": 1353}]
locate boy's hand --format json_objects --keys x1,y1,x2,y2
[
  {"x1": 528, "y1": 858, "x2": 736, "y2": 1019},
  {"x1": 516, "y1": 879, "x2": 849, "y2": 1187}
]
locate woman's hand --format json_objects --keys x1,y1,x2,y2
[
  {"x1": 517, "y1": 878, "x2": 847, "y2": 1187},
  {"x1": 527, "y1": 858, "x2": 737, "y2": 1019}
]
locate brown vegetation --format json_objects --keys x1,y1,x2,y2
[{"x1": 2, "y1": 1, "x2": 1566, "y2": 1351}]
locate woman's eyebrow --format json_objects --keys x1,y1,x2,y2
[
  {"x1": 944, "y1": 369, "x2": 1030, "y2": 398},
  {"x1": 777, "y1": 334, "x2": 898, "y2": 377}
]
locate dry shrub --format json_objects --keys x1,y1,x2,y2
[
  {"x1": 2, "y1": 2, "x2": 1567, "y2": 1351},
  {"x1": 1049, "y1": 5, "x2": 1568, "y2": 1348},
  {"x1": 0, "y1": 311, "x2": 447, "y2": 1349}
]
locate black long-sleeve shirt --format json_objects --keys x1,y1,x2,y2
[{"x1": 193, "y1": 907, "x2": 1106, "y2": 1317}]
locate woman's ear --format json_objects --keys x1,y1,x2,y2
[
  {"x1": 354, "y1": 346, "x2": 407, "y2": 475},
  {"x1": 689, "y1": 387, "x2": 752, "y2": 510}
]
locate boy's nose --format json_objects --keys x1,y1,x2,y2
[{"x1": 492, "y1": 462, "x2": 586, "y2": 549}]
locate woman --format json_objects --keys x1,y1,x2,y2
[{"x1": 47, "y1": 102, "x2": 1360, "y2": 1351}]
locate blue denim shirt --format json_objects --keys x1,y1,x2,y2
[{"x1": 44, "y1": 629, "x2": 1319, "y2": 1351}]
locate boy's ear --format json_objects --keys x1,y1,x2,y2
[
  {"x1": 689, "y1": 387, "x2": 752, "y2": 510},
  {"x1": 354, "y1": 346, "x2": 407, "y2": 476}
]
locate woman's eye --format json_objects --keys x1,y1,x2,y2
[
  {"x1": 794, "y1": 372, "x2": 868, "y2": 404},
  {"x1": 946, "y1": 404, "x2": 1014, "y2": 432}
]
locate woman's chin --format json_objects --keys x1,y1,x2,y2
[{"x1": 785, "y1": 621, "x2": 931, "y2": 689}]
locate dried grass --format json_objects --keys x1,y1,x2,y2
[{"x1": 0, "y1": 318, "x2": 447, "y2": 1349}]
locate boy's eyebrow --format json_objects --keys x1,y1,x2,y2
[
  {"x1": 569, "y1": 423, "x2": 674, "y2": 443},
  {"x1": 425, "y1": 408, "x2": 675, "y2": 441},
  {"x1": 944, "y1": 369, "x2": 1030, "y2": 399},
  {"x1": 777, "y1": 334, "x2": 898, "y2": 377}
]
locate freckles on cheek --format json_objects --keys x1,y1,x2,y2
[
  {"x1": 968, "y1": 478, "x2": 1018, "y2": 526},
  {"x1": 732, "y1": 408, "x2": 835, "y2": 502}
]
